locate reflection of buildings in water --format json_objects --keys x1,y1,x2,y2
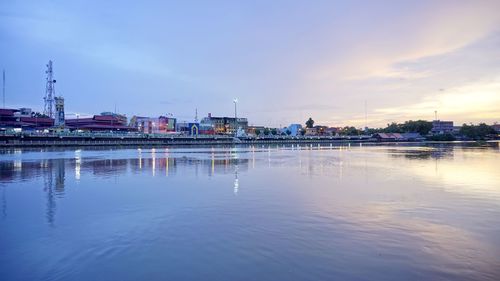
[
  {"x1": 130, "y1": 157, "x2": 177, "y2": 176},
  {"x1": 208, "y1": 158, "x2": 249, "y2": 177},
  {"x1": 211, "y1": 152, "x2": 215, "y2": 175},
  {"x1": 83, "y1": 158, "x2": 129, "y2": 177},
  {"x1": 0, "y1": 151, "x2": 255, "y2": 219},
  {"x1": 43, "y1": 158, "x2": 66, "y2": 225},
  {"x1": 1, "y1": 157, "x2": 68, "y2": 222},
  {"x1": 127, "y1": 154, "x2": 249, "y2": 178},
  {"x1": 0, "y1": 161, "x2": 46, "y2": 182},
  {"x1": 54, "y1": 159, "x2": 65, "y2": 196},
  {"x1": 138, "y1": 148, "x2": 142, "y2": 169},
  {"x1": 387, "y1": 147, "x2": 455, "y2": 161},
  {"x1": 152, "y1": 148, "x2": 156, "y2": 176},
  {"x1": 165, "y1": 157, "x2": 171, "y2": 177}
]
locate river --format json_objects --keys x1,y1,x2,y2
[{"x1": 1, "y1": 143, "x2": 499, "y2": 281}]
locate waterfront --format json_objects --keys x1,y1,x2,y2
[{"x1": 1, "y1": 143, "x2": 499, "y2": 281}]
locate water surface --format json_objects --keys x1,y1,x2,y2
[{"x1": 1, "y1": 143, "x2": 499, "y2": 281}]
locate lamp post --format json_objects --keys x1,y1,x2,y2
[
  {"x1": 76, "y1": 113, "x2": 79, "y2": 132},
  {"x1": 233, "y1": 98, "x2": 238, "y2": 137}
]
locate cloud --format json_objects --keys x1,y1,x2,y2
[
  {"x1": 308, "y1": 1, "x2": 500, "y2": 81},
  {"x1": 374, "y1": 78, "x2": 500, "y2": 123}
]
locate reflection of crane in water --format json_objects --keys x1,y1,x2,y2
[
  {"x1": 1, "y1": 185, "x2": 6, "y2": 219},
  {"x1": 43, "y1": 165, "x2": 56, "y2": 226}
]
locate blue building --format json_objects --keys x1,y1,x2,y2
[{"x1": 287, "y1": 124, "x2": 303, "y2": 136}]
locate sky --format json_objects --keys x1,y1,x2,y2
[{"x1": 1, "y1": 0, "x2": 499, "y2": 127}]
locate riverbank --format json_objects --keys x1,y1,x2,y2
[
  {"x1": 0, "y1": 133, "x2": 377, "y2": 147},
  {"x1": 1, "y1": 133, "x2": 497, "y2": 148}
]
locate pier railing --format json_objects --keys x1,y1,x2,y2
[{"x1": 0, "y1": 131, "x2": 379, "y2": 147}]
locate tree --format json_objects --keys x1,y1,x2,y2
[
  {"x1": 340, "y1": 126, "x2": 360, "y2": 136},
  {"x1": 32, "y1": 112, "x2": 49, "y2": 118},
  {"x1": 286, "y1": 129, "x2": 291, "y2": 135},
  {"x1": 384, "y1": 122, "x2": 402, "y2": 133},
  {"x1": 401, "y1": 120, "x2": 432, "y2": 135},
  {"x1": 263, "y1": 128, "x2": 270, "y2": 136},
  {"x1": 460, "y1": 123, "x2": 495, "y2": 140},
  {"x1": 365, "y1": 128, "x2": 383, "y2": 135},
  {"x1": 306, "y1": 118, "x2": 314, "y2": 128},
  {"x1": 271, "y1": 129, "x2": 277, "y2": 135},
  {"x1": 382, "y1": 120, "x2": 432, "y2": 135},
  {"x1": 255, "y1": 129, "x2": 261, "y2": 136}
]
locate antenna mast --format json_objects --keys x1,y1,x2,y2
[
  {"x1": 44, "y1": 60, "x2": 56, "y2": 118},
  {"x1": 2, "y1": 70, "x2": 5, "y2": 108}
]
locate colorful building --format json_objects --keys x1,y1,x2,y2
[
  {"x1": 54, "y1": 97, "x2": 65, "y2": 127},
  {"x1": 201, "y1": 113, "x2": 248, "y2": 134},
  {"x1": 130, "y1": 115, "x2": 176, "y2": 134},
  {"x1": 247, "y1": 125, "x2": 266, "y2": 136},
  {"x1": 287, "y1": 124, "x2": 303, "y2": 136}
]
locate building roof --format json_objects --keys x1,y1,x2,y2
[
  {"x1": 0, "y1": 108, "x2": 20, "y2": 116},
  {"x1": 402, "y1": 133, "x2": 423, "y2": 138}
]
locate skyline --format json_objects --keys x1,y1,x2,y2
[{"x1": 1, "y1": 0, "x2": 500, "y2": 127}]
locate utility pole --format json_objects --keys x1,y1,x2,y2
[
  {"x1": 364, "y1": 100, "x2": 367, "y2": 130},
  {"x1": 434, "y1": 110, "x2": 438, "y2": 121},
  {"x1": 2, "y1": 70, "x2": 5, "y2": 108}
]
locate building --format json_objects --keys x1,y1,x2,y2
[
  {"x1": 305, "y1": 127, "x2": 318, "y2": 136},
  {"x1": 314, "y1": 125, "x2": 329, "y2": 135},
  {"x1": 287, "y1": 124, "x2": 302, "y2": 136},
  {"x1": 65, "y1": 112, "x2": 133, "y2": 131},
  {"x1": 247, "y1": 125, "x2": 266, "y2": 136},
  {"x1": 130, "y1": 115, "x2": 176, "y2": 134},
  {"x1": 431, "y1": 120, "x2": 454, "y2": 134},
  {"x1": 199, "y1": 123, "x2": 215, "y2": 135},
  {"x1": 402, "y1": 133, "x2": 425, "y2": 141},
  {"x1": 201, "y1": 113, "x2": 248, "y2": 134},
  {"x1": 373, "y1": 133, "x2": 405, "y2": 141},
  {"x1": 373, "y1": 133, "x2": 424, "y2": 142},
  {"x1": 0, "y1": 108, "x2": 54, "y2": 131},
  {"x1": 325, "y1": 127, "x2": 341, "y2": 136},
  {"x1": 492, "y1": 124, "x2": 500, "y2": 133},
  {"x1": 54, "y1": 97, "x2": 65, "y2": 127},
  {"x1": 101, "y1": 112, "x2": 127, "y2": 124},
  {"x1": 305, "y1": 126, "x2": 334, "y2": 136}
]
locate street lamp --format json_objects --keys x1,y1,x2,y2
[
  {"x1": 76, "y1": 113, "x2": 80, "y2": 132},
  {"x1": 233, "y1": 98, "x2": 238, "y2": 136}
]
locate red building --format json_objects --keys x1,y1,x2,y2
[
  {"x1": 66, "y1": 113, "x2": 135, "y2": 131},
  {"x1": 0, "y1": 108, "x2": 54, "y2": 130}
]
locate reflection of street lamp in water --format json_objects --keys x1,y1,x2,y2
[{"x1": 234, "y1": 164, "x2": 239, "y2": 194}]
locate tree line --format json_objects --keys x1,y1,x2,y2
[{"x1": 301, "y1": 118, "x2": 498, "y2": 139}]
